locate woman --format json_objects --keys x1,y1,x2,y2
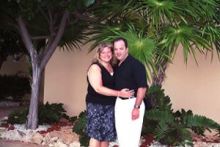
[{"x1": 86, "y1": 42, "x2": 133, "y2": 147}]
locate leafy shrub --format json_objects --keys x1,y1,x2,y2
[
  {"x1": 7, "y1": 107, "x2": 28, "y2": 124},
  {"x1": 0, "y1": 74, "x2": 30, "y2": 101},
  {"x1": 7, "y1": 102, "x2": 68, "y2": 125},
  {"x1": 69, "y1": 116, "x2": 77, "y2": 123},
  {"x1": 38, "y1": 102, "x2": 67, "y2": 124},
  {"x1": 142, "y1": 85, "x2": 220, "y2": 146},
  {"x1": 72, "y1": 111, "x2": 89, "y2": 147}
]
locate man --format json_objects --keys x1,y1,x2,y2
[{"x1": 113, "y1": 37, "x2": 148, "y2": 147}]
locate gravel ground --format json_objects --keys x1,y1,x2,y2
[
  {"x1": 0, "y1": 139, "x2": 45, "y2": 147},
  {"x1": 0, "y1": 102, "x2": 219, "y2": 147},
  {"x1": 1, "y1": 124, "x2": 220, "y2": 147}
]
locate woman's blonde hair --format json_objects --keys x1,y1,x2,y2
[{"x1": 92, "y1": 42, "x2": 117, "y2": 65}]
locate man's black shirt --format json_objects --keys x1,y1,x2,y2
[{"x1": 114, "y1": 55, "x2": 148, "y2": 97}]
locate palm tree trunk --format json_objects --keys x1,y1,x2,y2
[{"x1": 152, "y1": 62, "x2": 168, "y2": 86}]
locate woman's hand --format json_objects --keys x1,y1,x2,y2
[{"x1": 118, "y1": 88, "x2": 134, "y2": 98}]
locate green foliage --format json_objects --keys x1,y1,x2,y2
[
  {"x1": 88, "y1": 0, "x2": 220, "y2": 83},
  {"x1": 87, "y1": 24, "x2": 157, "y2": 81},
  {"x1": 70, "y1": 86, "x2": 220, "y2": 146},
  {"x1": 72, "y1": 111, "x2": 89, "y2": 147},
  {"x1": 7, "y1": 107, "x2": 28, "y2": 124},
  {"x1": 0, "y1": 0, "x2": 96, "y2": 53},
  {"x1": 0, "y1": 0, "x2": 98, "y2": 129},
  {"x1": 142, "y1": 85, "x2": 220, "y2": 146},
  {"x1": 0, "y1": 75, "x2": 31, "y2": 101},
  {"x1": 69, "y1": 116, "x2": 77, "y2": 123},
  {"x1": 38, "y1": 102, "x2": 67, "y2": 124},
  {"x1": 7, "y1": 102, "x2": 68, "y2": 125}
]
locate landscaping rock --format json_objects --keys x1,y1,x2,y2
[{"x1": 31, "y1": 133, "x2": 44, "y2": 144}]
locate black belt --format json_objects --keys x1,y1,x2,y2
[{"x1": 118, "y1": 96, "x2": 136, "y2": 100}]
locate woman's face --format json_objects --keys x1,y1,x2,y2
[{"x1": 99, "y1": 47, "x2": 113, "y2": 63}]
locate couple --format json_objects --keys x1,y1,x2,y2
[{"x1": 86, "y1": 37, "x2": 148, "y2": 147}]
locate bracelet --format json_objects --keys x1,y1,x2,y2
[{"x1": 134, "y1": 104, "x2": 140, "y2": 109}]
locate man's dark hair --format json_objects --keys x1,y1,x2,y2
[{"x1": 112, "y1": 37, "x2": 128, "y2": 48}]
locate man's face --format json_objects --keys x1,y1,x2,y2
[{"x1": 113, "y1": 40, "x2": 128, "y2": 61}]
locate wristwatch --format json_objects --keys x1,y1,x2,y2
[{"x1": 134, "y1": 104, "x2": 140, "y2": 109}]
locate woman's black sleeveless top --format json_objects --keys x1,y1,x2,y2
[{"x1": 86, "y1": 62, "x2": 116, "y2": 105}]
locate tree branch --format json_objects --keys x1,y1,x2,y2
[
  {"x1": 17, "y1": 16, "x2": 37, "y2": 64},
  {"x1": 40, "y1": 10, "x2": 69, "y2": 69},
  {"x1": 31, "y1": 36, "x2": 49, "y2": 40},
  {"x1": 48, "y1": 9, "x2": 55, "y2": 36}
]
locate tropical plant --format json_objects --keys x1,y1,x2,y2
[
  {"x1": 7, "y1": 102, "x2": 68, "y2": 125},
  {"x1": 87, "y1": 1, "x2": 220, "y2": 145},
  {"x1": 88, "y1": 0, "x2": 220, "y2": 84},
  {"x1": 0, "y1": 0, "x2": 97, "y2": 129},
  {"x1": 72, "y1": 111, "x2": 89, "y2": 147},
  {"x1": 38, "y1": 102, "x2": 67, "y2": 124},
  {"x1": 7, "y1": 107, "x2": 28, "y2": 124},
  {"x1": 72, "y1": 86, "x2": 220, "y2": 146},
  {"x1": 142, "y1": 85, "x2": 220, "y2": 146}
]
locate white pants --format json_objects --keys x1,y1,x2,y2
[{"x1": 115, "y1": 98, "x2": 145, "y2": 147}]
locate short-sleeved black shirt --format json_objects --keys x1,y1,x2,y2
[
  {"x1": 114, "y1": 55, "x2": 148, "y2": 96},
  {"x1": 86, "y1": 62, "x2": 116, "y2": 105}
]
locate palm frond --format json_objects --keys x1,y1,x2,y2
[
  {"x1": 156, "y1": 125, "x2": 193, "y2": 146},
  {"x1": 184, "y1": 114, "x2": 220, "y2": 131},
  {"x1": 176, "y1": 0, "x2": 217, "y2": 20},
  {"x1": 92, "y1": 0, "x2": 137, "y2": 21},
  {"x1": 201, "y1": 25, "x2": 220, "y2": 59},
  {"x1": 143, "y1": 85, "x2": 220, "y2": 146},
  {"x1": 86, "y1": 25, "x2": 124, "y2": 52},
  {"x1": 117, "y1": 26, "x2": 155, "y2": 64},
  {"x1": 159, "y1": 25, "x2": 211, "y2": 63},
  {"x1": 59, "y1": 20, "x2": 89, "y2": 50},
  {"x1": 142, "y1": 0, "x2": 177, "y2": 26},
  {"x1": 146, "y1": 109, "x2": 174, "y2": 123}
]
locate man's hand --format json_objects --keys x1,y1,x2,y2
[
  {"x1": 132, "y1": 108, "x2": 140, "y2": 120},
  {"x1": 120, "y1": 88, "x2": 134, "y2": 98}
]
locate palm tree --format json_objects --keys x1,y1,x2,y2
[{"x1": 88, "y1": 0, "x2": 220, "y2": 85}]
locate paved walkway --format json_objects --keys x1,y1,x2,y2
[{"x1": 0, "y1": 139, "x2": 45, "y2": 147}]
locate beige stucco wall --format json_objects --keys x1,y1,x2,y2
[
  {"x1": 44, "y1": 46, "x2": 220, "y2": 123},
  {"x1": 44, "y1": 45, "x2": 95, "y2": 116},
  {"x1": 0, "y1": 56, "x2": 29, "y2": 75},
  {"x1": 163, "y1": 49, "x2": 220, "y2": 123}
]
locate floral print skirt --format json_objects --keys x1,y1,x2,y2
[{"x1": 86, "y1": 102, "x2": 116, "y2": 142}]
